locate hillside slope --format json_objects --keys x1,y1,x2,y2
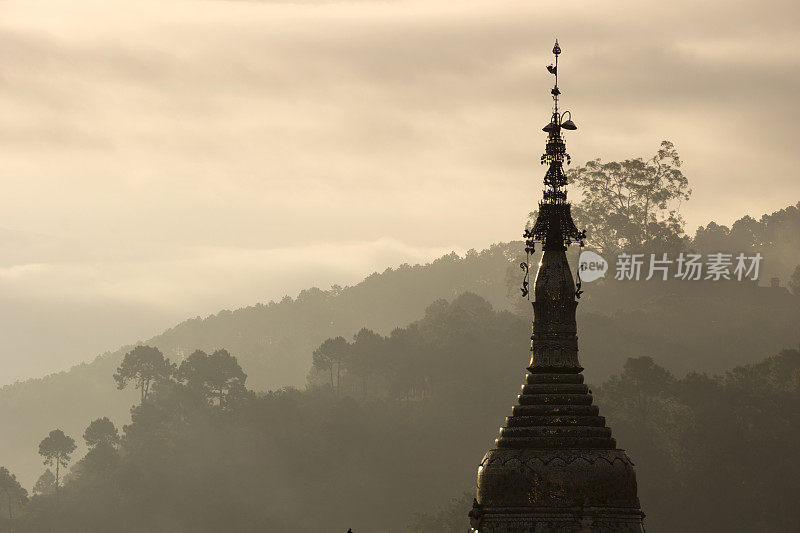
[
  {"x1": 1, "y1": 245, "x2": 516, "y2": 486},
  {"x1": 9, "y1": 294, "x2": 800, "y2": 532},
  {"x1": 2, "y1": 199, "x2": 799, "y2": 488}
]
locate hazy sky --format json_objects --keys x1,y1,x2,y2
[{"x1": 1, "y1": 0, "x2": 798, "y2": 384}]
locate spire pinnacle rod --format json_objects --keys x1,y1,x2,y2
[{"x1": 553, "y1": 45, "x2": 559, "y2": 117}]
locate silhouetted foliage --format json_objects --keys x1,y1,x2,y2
[
  {"x1": 176, "y1": 349, "x2": 247, "y2": 408},
  {"x1": 567, "y1": 140, "x2": 691, "y2": 253},
  {"x1": 598, "y1": 350, "x2": 800, "y2": 532},
  {"x1": 8, "y1": 296, "x2": 798, "y2": 532},
  {"x1": 114, "y1": 346, "x2": 175, "y2": 403},
  {"x1": 83, "y1": 417, "x2": 119, "y2": 449},
  {"x1": 0, "y1": 466, "x2": 27, "y2": 521},
  {"x1": 37, "y1": 430, "x2": 75, "y2": 498},
  {"x1": 0, "y1": 169, "x2": 797, "y2": 532},
  {"x1": 346, "y1": 329, "x2": 383, "y2": 398},
  {"x1": 413, "y1": 349, "x2": 800, "y2": 533},
  {"x1": 4, "y1": 201, "x2": 798, "y2": 492},
  {"x1": 692, "y1": 201, "x2": 800, "y2": 282},
  {"x1": 311, "y1": 337, "x2": 349, "y2": 393},
  {"x1": 72, "y1": 418, "x2": 121, "y2": 477}
]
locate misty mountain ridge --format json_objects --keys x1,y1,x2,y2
[
  {"x1": 0, "y1": 244, "x2": 515, "y2": 486},
  {"x1": 2, "y1": 202, "x2": 800, "y2": 487}
]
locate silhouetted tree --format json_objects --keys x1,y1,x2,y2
[
  {"x1": 312, "y1": 337, "x2": 349, "y2": 393},
  {"x1": 38, "y1": 429, "x2": 76, "y2": 498},
  {"x1": 347, "y1": 329, "x2": 383, "y2": 397},
  {"x1": 114, "y1": 345, "x2": 174, "y2": 403},
  {"x1": 177, "y1": 349, "x2": 247, "y2": 408},
  {"x1": 567, "y1": 140, "x2": 690, "y2": 253},
  {"x1": 76, "y1": 417, "x2": 121, "y2": 474},
  {"x1": 83, "y1": 417, "x2": 120, "y2": 448},
  {"x1": 0, "y1": 466, "x2": 27, "y2": 520}
]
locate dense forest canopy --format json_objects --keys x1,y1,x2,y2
[
  {"x1": 567, "y1": 141, "x2": 691, "y2": 254},
  {"x1": 1, "y1": 195, "x2": 798, "y2": 488},
  {"x1": 2, "y1": 294, "x2": 798, "y2": 532}
]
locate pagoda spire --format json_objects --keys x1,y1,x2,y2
[
  {"x1": 525, "y1": 39, "x2": 583, "y2": 255},
  {"x1": 469, "y1": 41, "x2": 645, "y2": 532}
]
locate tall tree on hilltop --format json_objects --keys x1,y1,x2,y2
[
  {"x1": 0, "y1": 466, "x2": 27, "y2": 521},
  {"x1": 114, "y1": 345, "x2": 174, "y2": 403},
  {"x1": 38, "y1": 429, "x2": 76, "y2": 499},
  {"x1": 312, "y1": 336, "x2": 349, "y2": 393},
  {"x1": 177, "y1": 349, "x2": 247, "y2": 408},
  {"x1": 564, "y1": 140, "x2": 691, "y2": 253}
]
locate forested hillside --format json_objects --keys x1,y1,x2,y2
[
  {"x1": 1, "y1": 202, "x2": 799, "y2": 489},
  {"x1": 4, "y1": 294, "x2": 798, "y2": 532},
  {"x1": 0, "y1": 245, "x2": 515, "y2": 487}
]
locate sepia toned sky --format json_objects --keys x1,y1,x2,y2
[{"x1": 1, "y1": 0, "x2": 798, "y2": 384}]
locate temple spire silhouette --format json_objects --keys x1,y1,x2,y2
[{"x1": 468, "y1": 41, "x2": 646, "y2": 532}]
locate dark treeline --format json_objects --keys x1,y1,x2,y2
[
  {"x1": 0, "y1": 243, "x2": 516, "y2": 491},
  {"x1": 411, "y1": 344, "x2": 800, "y2": 533},
  {"x1": 2, "y1": 294, "x2": 798, "y2": 532}
]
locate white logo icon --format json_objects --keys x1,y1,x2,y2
[{"x1": 579, "y1": 250, "x2": 608, "y2": 283}]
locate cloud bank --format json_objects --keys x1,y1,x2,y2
[{"x1": 0, "y1": 0, "x2": 798, "y2": 383}]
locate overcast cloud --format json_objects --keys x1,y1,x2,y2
[{"x1": 1, "y1": 0, "x2": 798, "y2": 384}]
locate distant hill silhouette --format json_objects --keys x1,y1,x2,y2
[
  {"x1": 9, "y1": 294, "x2": 800, "y2": 532},
  {"x1": 0, "y1": 244, "x2": 516, "y2": 486},
  {"x1": 2, "y1": 202, "x2": 799, "y2": 488}
]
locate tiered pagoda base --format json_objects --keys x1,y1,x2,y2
[{"x1": 469, "y1": 371, "x2": 645, "y2": 532}]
